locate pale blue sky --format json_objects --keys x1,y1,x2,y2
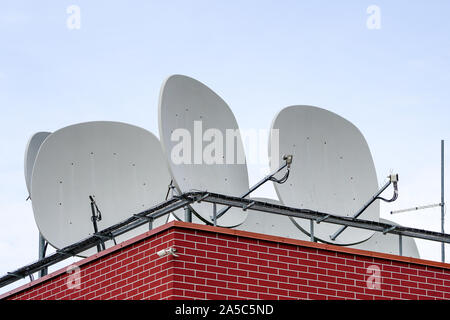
[{"x1": 0, "y1": 1, "x2": 449, "y2": 294}]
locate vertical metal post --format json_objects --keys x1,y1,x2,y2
[
  {"x1": 310, "y1": 220, "x2": 315, "y2": 242},
  {"x1": 213, "y1": 203, "x2": 217, "y2": 227},
  {"x1": 442, "y1": 140, "x2": 445, "y2": 263},
  {"x1": 148, "y1": 219, "x2": 153, "y2": 231},
  {"x1": 399, "y1": 234, "x2": 403, "y2": 256},
  {"x1": 90, "y1": 199, "x2": 104, "y2": 252},
  {"x1": 185, "y1": 206, "x2": 192, "y2": 223},
  {"x1": 38, "y1": 233, "x2": 48, "y2": 277}
]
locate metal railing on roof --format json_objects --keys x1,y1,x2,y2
[{"x1": 1, "y1": 190, "x2": 450, "y2": 290}]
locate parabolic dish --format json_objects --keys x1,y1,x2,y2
[
  {"x1": 24, "y1": 131, "x2": 51, "y2": 196},
  {"x1": 158, "y1": 74, "x2": 249, "y2": 227},
  {"x1": 270, "y1": 105, "x2": 379, "y2": 245},
  {"x1": 31, "y1": 121, "x2": 173, "y2": 249},
  {"x1": 351, "y1": 218, "x2": 420, "y2": 258},
  {"x1": 236, "y1": 197, "x2": 309, "y2": 241}
]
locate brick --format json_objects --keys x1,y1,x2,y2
[
  {"x1": 318, "y1": 288, "x2": 336, "y2": 297},
  {"x1": 248, "y1": 271, "x2": 268, "y2": 280},
  {"x1": 196, "y1": 271, "x2": 217, "y2": 280},
  {"x1": 426, "y1": 277, "x2": 444, "y2": 285},
  {"x1": 391, "y1": 285, "x2": 409, "y2": 294},
  {"x1": 336, "y1": 291, "x2": 355, "y2": 299},
  {"x1": 298, "y1": 258, "x2": 318, "y2": 267},
  {"x1": 217, "y1": 287, "x2": 238, "y2": 296},
  {"x1": 427, "y1": 290, "x2": 444, "y2": 298},
  {"x1": 238, "y1": 249, "x2": 259, "y2": 258},
  {"x1": 327, "y1": 282, "x2": 346, "y2": 291},
  {"x1": 278, "y1": 269, "x2": 298, "y2": 278},
  {"x1": 278, "y1": 256, "x2": 298, "y2": 264},
  {"x1": 279, "y1": 282, "x2": 297, "y2": 291},
  {"x1": 217, "y1": 274, "x2": 238, "y2": 283},
  {"x1": 248, "y1": 258, "x2": 268, "y2": 266},
  {"x1": 239, "y1": 263, "x2": 258, "y2": 272},
  {"x1": 219, "y1": 247, "x2": 238, "y2": 255},
  {"x1": 298, "y1": 271, "x2": 318, "y2": 281},
  {"x1": 228, "y1": 282, "x2": 247, "y2": 291},
  {"x1": 308, "y1": 267, "x2": 328, "y2": 275},
  {"x1": 268, "y1": 274, "x2": 288, "y2": 283},
  {"x1": 207, "y1": 251, "x2": 228, "y2": 260},
  {"x1": 308, "y1": 293, "x2": 327, "y2": 300},
  {"x1": 196, "y1": 257, "x2": 217, "y2": 266},
  {"x1": 248, "y1": 244, "x2": 268, "y2": 253},
  {"x1": 206, "y1": 265, "x2": 227, "y2": 274},
  {"x1": 228, "y1": 255, "x2": 248, "y2": 264},
  {"x1": 185, "y1": 234, "x2": 207, "y2": 243},
  {"x1": 288, "y1": 264, "x2": 308, "y2": 272},
  {"x1": 268, "y1": 261, "x2": 288, "y2": 269},
  {"x1": 248, "y1": 285, "x2": 268, "y2": 293},
  {"x1": 298, "y1": 285, "x2": 318, "y2": 294},
  {"x1": 195, "y1": 285, "x2": 216, "y2": 294},
  {"x1": 356, "y1": 293, "x2": 374, "y2": 300},
  {"x1": 206, "y1": 279, "x2": 227, "y2": 288},
  {"x1": 259, "y1": 293, "x2": 279, "y2": 300},
  {"x1": 289, "y1": 291, "x2": 308, "y2": 299},
  {"x1": 268, "y1": 287, "x2": 288, "y2": 296},
  {"x1": 184, "y1": 276, "x2": 205, "y2": 285},
  {"x1": 228, "y1": 241, "x2": 248, "y2": 250},
  {"x1": 308, "y1": 280, "x2": 328, "y2": 289},
  {"x1": 258, "y1": 280, "x2": 278, "y2": 288}
]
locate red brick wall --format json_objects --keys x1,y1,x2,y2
[
  {"x1": 3, "y1": 221, "x2": 450, "y2": 300},
  {"x1": 4, "y1": 228, "x2": 177, "y2": 300}
]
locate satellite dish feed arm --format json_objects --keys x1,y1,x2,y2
[
  {"x1": 214, "y1": 155, "x2": 293, "y2": 221},
  {"x1": 330, "y1": 174, "x2": 399, "y2": 241},
  {"x1": 89, "y1": 196, "x2": 106, "y2": 251}
]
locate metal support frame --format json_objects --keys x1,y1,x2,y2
[
  {"x1": 330, "y1": 174, "x2": 398, "y2": 241},
  {"x1": 184, "y1": 206, "x2": 192, "y2": 223},
  {"x1": 89, "y1": 196, "x2": 105, "y2": 252},
  {"x1": 2, "y1": 190, "x2": 450, "y2": 289},
  {"x1": 214, "y1": 155, "x2": 292, "y2": 221},
  {"x1": 213, "y1": 203, "x2": 217, "y2": 226},
  {"x1": 38, "y1": 233, "x2": 48, "y2": 278}
]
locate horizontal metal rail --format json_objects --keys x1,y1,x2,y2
[
  {"x1": 2, "y1": 191, "x2": 450, "y2": 290},
  {"x1": 185, "y1": 191, "x2": 450, "y2": 244}
]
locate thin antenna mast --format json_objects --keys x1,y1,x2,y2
[{"x1": 390, "y1": 140, "x2": 445, "y2": 262}]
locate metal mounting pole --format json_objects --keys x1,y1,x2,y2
[
  {"x1": 90, "y1": 196, "x2": 105, "y2": 252},
  {"x1": 399, "y1": 234, "x2": 403, "y2": 256},
  {"x1": 310, "y1": 220, "x2": 315, "y2": 242},
  {"x1": 38, "y1": 233, "x2": 48, "y2": 277},
  {"x1": 442, "y1": 140, "x2": 445, "y2": 263},
  {"x1": 213, "y1": 203, "x2": 217, "y2": 227},
  {"x1": 185, "y1": 206, "x2": 192, "y2": 223},
  {"x1": 148, "y1": 218, "x2": 153, "y2": 230}
]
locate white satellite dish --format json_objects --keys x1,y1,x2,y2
[
  {"x1": 236, "y1": 197, "x2": 309, "y2": 241},
  {"x1": 31, "y1": 121, "x2": 173, "y2": 249},
  {"x1": 24, "y1": 131, "x2": 51, "y2": 196},
  {"x1": 158, "y1": 74, "x2": 249, "y2": 227},
  {"x1": 351, "y1": 218, "x2": 420, "y2": 258},
  {"x1": 270, "y1": 105, "x2": 379, "y2": 245}
]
